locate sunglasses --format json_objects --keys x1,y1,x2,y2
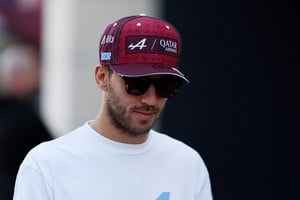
[{"x1": 111, "y1": 71, "x2": 183, "y2": 98}]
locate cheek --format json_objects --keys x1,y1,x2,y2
[
  {"x1": 110, "y1": 76, "x2": 126, "y2": 95},
  {"x1": 108, "y1": 76, "x2": 134, "y2": 106}
]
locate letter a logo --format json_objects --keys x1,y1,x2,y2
[
  {"x1": 156, "y1": 192, "x2": 170, "y2": 200},
  {"x1": 128, "y1": 38, "x2": 147, "y2": 50}
]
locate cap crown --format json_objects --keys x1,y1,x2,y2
[{"x1": 99, "y1": 15, "x2": 182, "y2": 68}]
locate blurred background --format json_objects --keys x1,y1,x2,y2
[{"x1": 0, "y1": 0, "x2": 298, "y2": 200}]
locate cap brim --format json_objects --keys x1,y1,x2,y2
[{"x1": 109, "y1": 64, "x2": 189, "y2": 83}]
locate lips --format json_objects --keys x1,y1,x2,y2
[{"x1": 134, "y1": 110, "x2": 157, "y2": 121}]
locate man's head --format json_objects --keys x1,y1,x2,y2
[{"x1": 94, "y1": 14, "x2": 188, "y2": 140}]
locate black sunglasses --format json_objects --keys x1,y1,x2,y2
[{"x1": 110, "y1": 69, "x2": 183, "y2": 98}]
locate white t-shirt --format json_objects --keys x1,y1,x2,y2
[{"x1": 13, "y1": 121, "x2": 213, "y2": 200}]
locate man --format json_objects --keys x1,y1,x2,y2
[{"x1": 13, "y1": 14, "x2": 213, "y2": 200}]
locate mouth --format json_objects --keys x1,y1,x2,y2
[{"x1": 134, "y1": 110, "x2": 157, "y2": 121}]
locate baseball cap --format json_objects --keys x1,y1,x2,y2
[{"x1": 99, "y1": 14, "x2": 189, "y2": 82}]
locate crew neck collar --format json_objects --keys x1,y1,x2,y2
[{"x1": 84, "y1": 121, "x2": 154, "y2": 155}]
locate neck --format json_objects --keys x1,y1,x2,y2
[{"x1": 91, "y1": 111, "x2": 149, "y2": 144}]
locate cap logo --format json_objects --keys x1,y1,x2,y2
[
  {"x1": 128, "y1": 38, "x2": 147, "y2": 50},
  {"x1": 101, "y1": 52, "x2": 111, "y2": 60},
  {"x1": 101, "y1": 34, "x2": 114, "y2": 45},
  {"x1": 125, "y1": 36, "x2": 178, "y2": 57},
  {"x1": 160, "y1": 39, "x2": 177, "y2": 54}
]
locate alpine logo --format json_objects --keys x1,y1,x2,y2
[
  {"x1": 128, "y1": 38, "x2": 147, "y2": 50},
  {"x1": 125, "y1": 36, "x2": 178, "y2": 56}
]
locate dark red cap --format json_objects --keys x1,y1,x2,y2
[{"x1": 99, "y1": 14, "x2": 189, "y2": 82}]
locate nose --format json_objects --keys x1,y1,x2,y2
[{"x1": 140, "y1": 85, "x2": 159, "y2": 105}]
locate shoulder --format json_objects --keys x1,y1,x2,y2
[
  {"x1": 150, "y1": 130, "x2": 210, "y2": 180},
  {"x1": 151, "y1": 129, "x2": 198, "y2": 152},
  {"x1": 150, "y1": 129, "x2": 206, "y2": 165}
]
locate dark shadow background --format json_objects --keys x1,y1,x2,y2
[{"x1": 161, "y1": 0, "x2": 299, "y2": 200}]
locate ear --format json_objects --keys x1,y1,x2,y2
[{"x1": 94, "y1": 64, "x2": 109, "y2": 91}]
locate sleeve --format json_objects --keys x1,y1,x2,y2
[
  {"x1": 13, "y1": 163, "x2": 52, "y2": 200},
  {"x1": 196, "y1": 174, "x2": 213, "y2": 200}
]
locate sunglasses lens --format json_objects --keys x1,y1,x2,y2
[
  {"x1": 123, "y1": 77, "x2": 150, "y2": 95},
  {"x1": 154, "y1": 76, "x2": 183, "y2": 98}
]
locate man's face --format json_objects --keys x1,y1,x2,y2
[{"x1": 105, "y1": 72, "x2": 167, "y2": 137}]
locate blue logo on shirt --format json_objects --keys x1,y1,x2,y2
[{"x1": 156, "y1": 192, "x2": 170, "y2": 200}]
